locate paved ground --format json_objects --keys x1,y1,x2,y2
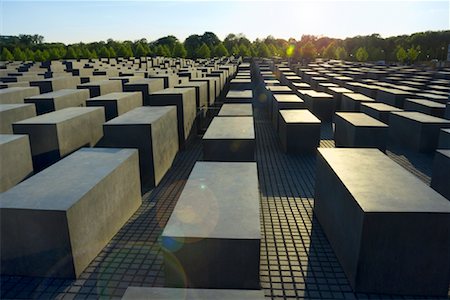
[{"x1": 1, "y1": 91, "x2": 448, "y2": 299}]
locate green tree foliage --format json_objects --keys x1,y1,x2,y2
[
  {"x1": 1, "y1": 47, "x2": 14, "y2": 61},
  {"x1": 257, "y1": 43, "x2": 270, "y2": 58},
  {"x1": 212, "y1": 43, "x2": 229, "y2": 57},
  {"x1": 134, "y1": 43, "x2": 146, "y2": 57},
  {"x1": 13, "y1": 47, "x2": 26, "y2": 61},
  {"x1": 98, "y1": 46, "x2": 111, "y2": 58},
  {"x1": 407, "y1": 45, "x2": 420, "y2": 63},
  {"x1": 34, "y1": 49, "x2": 45, "y2": 62},
  {"x1": 196, "y1": 43, "x2": 211, "y2": 58},
  {"x1": 323, "y1": 42, "x2": 336, "y2": 59},
  {"x1": 109, "y1": 47, "x2": 116, "y2": 58},
  {"x1": 335, "y1": 47, "x2": 348, "y2": 60},
  {"x1": 172, "y1": 42, "x2": 187, "y2": 58},
  {"x1": 65, "y1": 46, "x2": 78, "y2": 59},
  {"x1": 355, "y1": 47, "x2": 369, "y2": 62},
  {"x1": 24, "y1": 48, "x2": 35, "y2": 60},
  {"x1": 396, "y1": 46, "x2": 407, "y2": 63},
  {"x1": 300, "y1": 41, "x2": 317, "y2": 60},
  {"x1": 238, "y1": 44, "x2": 251, "y2": 57}
]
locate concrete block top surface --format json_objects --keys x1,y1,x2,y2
[
  {"x1": 280, "y1": 109, "x2": 321, "y2": 124},
  {"x1": 151, "y1": 87, "x2": 193, "y2": 96},
  {"x1": 0, "y1": 148, "x2": 138, "y2": 211},
  {"x1": 226, "y1": 90, "x2": 253, "y2": 98},
  {"x1": 231, "y1": 78, "x2": 252, "y2": 83},
  {"x1": 329, "y1": 87, "x2": 353, "y2": 94},
  {"x1": 87, "y1": 92, "x2": 140, "y2": 101},
  {"x1": 343, "y1": 93, "x2": 375, "y2": 102},
  {"x1": 391, "y1": 111, "x2": 450, "y2": 124},
  {"x1": 0, "y1": 133, "x2": 28, "y2": 144},
  {"x1": 162, "y1": 161, "x2": 260, "y2": 239},
  {"x1": 303, "y1": 90, "x2": 333, "y2": 98},
  {"x1": 219, "y1": 104, "x2": 253, "y2": 116},
  {"x1": 122, "y1": 287, "x2": 265, "y2": 300},
  {"x1": 203, "y1": 116, "x2": 255, "y2": 139},
  {"x1": 26, "y1": 89, "x2": 88, "y2": 99},
  {"x1": 405, "y1": 99, "x2": 446, "y2": 108},
  {"x1": 437, "y1": 149, "x2": 450, "y2": 158},
  {"x1": 360, "y1": 102, "x2": 403, "y2": 111},
  {"x1": 105, "y1": 106, "x2": 176, "y2": 125},
  {"x1": 0, "y1": 87, "x2": 39, "y2": 96},
  {"x1": 273, "y1": 94, "x2": 304, "y2": 103},
  {"x1": 318, "y1": 148, "x2": 450, "y2": 213},
  {"x1": 0, "y1": 103, "x2": 35, "y2": 112},
  {"x1": 336, "y1": 112, "x2": 388, "y2": 127},
  {"x1": 267, "y1": 86, "x2": 292, "y2": 93},
  {"x1": 377, "y1": 87, "x2": 411, "y2": 95},
  {"x1": 14, "y1": 107, "x2": 102, "y2": 124}
]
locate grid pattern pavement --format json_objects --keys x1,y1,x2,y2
[{"x1": 1, "y1": 101, "x2": 448, "y2": 299}]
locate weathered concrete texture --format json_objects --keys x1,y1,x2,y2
[
  {"x1": 191, "y1": 78, "x2": 217, "y2": 105},
  {"x1": 0, "y1": 134, "x2": 33, "y2": 192},
  {"x1": 149, "y1": 74, "x2": 179, "y2": 89},
  {"x1": 278, "y1": 109, "x2": 321, "y2": 154},
  {"x1": 0, "y1": 87, "x2": 40, "y2": 104},
  {"x1": 13, "y1": 107, "x2": 105, "y2": 170},
  {"x1": 301, "y1": 90, "x2": 335, "y2": 122},
  {"x1": 0, "y1": 104, "x2": 36, "y2": 134},
  {"x1": 0, "y1": 148, "x2": 142, "y2": 278},
  {"x1": 271, "y1": 94, "x2": 305, "y2": 131},
  {"x1": 389, "y1": 111, "x2": 450, "y2": 152},
  {"x1": 203, "y1": 116, "x2": 255, "y2": 162},
  {"x1": 149, "y1": 88, "x2": 196, "y2": 148},
  {"x1": 404, "y1": 98, "x2": 446, "y2": 118},
  {"x1": 431, "y1": 149, "x2": 450, "y2": 200},
  {"x1": 360, "y1": 102, "x2": 403, "y2": 124},
  {"x1": 328, "y1": 87, "x2": 353, "y2": 111},
  {"x1": 225, "y1": 90, "x2": 253, "y2": 103},
  {"x1": 219, "y1": 103, "x2": 253, "y2": 117},
  {"x1": 77, "y1": 80, "x2": 122, "y2": 98},
  {"x1": 229, "y1": 78, "x2": 253, "y2": 90},
  {"x1": 438, "y1": 128, "x2": 450, "y2": 149},
  {"x1": 30, "y1": 77, "x2": 80, "y2": 94},
  {"x1": 334, "y1": 112, "x2": 388, "y2": 151},
  {"x1": 86, "y1": 92, "x2": 142, "y2": 121},
  {"x1": 123, "y1": 78, "x2": 165, "y2": 105},
  {"x1": 175, "y1": 81, "x2": 208, "y2": 109},
  {"x1": 162, "y1": 161, "x2": 260, "y2": 289},
  {"x1": 122, "y1": 287, "x2": 265, "y2": 300},
  {"x1": 314, "y1": 148, "x2": 450, "y2": 296},
  {"x1": 376, "y1": 87, "x2": 411, "y2": 108},
  {"x1": 99, "y1": 106, "x2": 178, "y2": 191},
  {"x1": 445, "y1": 102, "x2": 450, "y2": 119},
  {"x1": 341, "y1": 93, "x2": 375, "y2": 112},
  {"x1": 24, "y1": 89, "x2": 89, "y2": 115}
]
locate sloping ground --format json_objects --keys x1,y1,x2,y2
[{"x1": 1, "y1": 103, "x2": 447, "y2": 300}]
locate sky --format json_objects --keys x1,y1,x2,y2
[{"x1": 0, "y1": 0, "x2": 449, "y2": 44}]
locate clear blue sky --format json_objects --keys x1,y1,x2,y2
[{"x1": 1, "y1": 0, "x2": 449, "y2": 44}]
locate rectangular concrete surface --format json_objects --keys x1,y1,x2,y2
[
  {"x1": 278, "y1": 109, "x2": 321, "y2": 154},
  {"x1": 77, "y1": 80, "x2": 122, "y2": 98},
  {"x1": 13, "y1": 107, "x2": 105, "y2": 170},
  {"x1": 334, "y1": 112, "x2": 388, "y2": 151},
  {"x1": 86, "y1": 92, "x2": 142, "y2": 121},
  {"x1": 0, "y1": 104, "x2": 36, "y2": 134},
  {"x1": 0, "y1": 134, "x2": 33, "y2": 192},
  {"x1": 0, "y1": 148, "x2": 142, "y2": 278},
  {"x1": 123, "y1": 78, "x2": 165, "y2": 105},
  {"x1": 122, "y1": 287, "x2": 265, "y2": 300},
  {"x1": 219, "y1": 103, "x2": 253, "y2": 117},
  {"x1": 24, "y1": 89, "x2": 90, "y2": 115},
  {"x1": 175, "y1": 81, "x2": 208, "y2": 109},
  {"x1": 30, "y1": 77, "x2": 80, "y2": 94},
  {"x1": 162, "y1": 161, "x2": 260, "y2": 289},
  {"x1": 438, "y1": 128, "x2": 450, "y2": 149},
  {"x1": 389, "y1": 111, "x2": 450, "y2": 152},
  {"x1": 404, "y1": 98, "x2": 446, "y2": 118},
  {"x1": 271, "y1": 94, "x2": 305, "y2": 131},
  {"x1": 99, "y1": 106, "x2": 178, "y2": 191},
  {"x1": 314, "y1": 148, "x2": 450, "y2": 296},
  {"x1": 225, "y1": 90, "x2": 253, "y2": 103},
  {"x1": 430, "y1": 149, "x2": 450, "y2": 200},
  {"x1": 302, "y1": 91, "x2": 334, "y2": 122},
  {"x1": 203, "y1": 116, "x2": 255, "y2": 161},
  {"x1": 360, "y1": 102, "x2": 403, "y2": 124},
  {"x1": 341, "y1": 93, "x2": 375, "y2": 112},
  {"x1": 148, "y1": 88, "x2": 196, "y2": 147},
  {"x1": 0, "y1": 87, "x2": 40, "y2": 104}
]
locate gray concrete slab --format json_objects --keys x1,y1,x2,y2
[
  {"x1": 30, "y1": 77, "x2": 80, "y2": 94},
  {"x1": 229, "y1": 78, "x2": 252, "y2": 90},
  {"x1": 0, "y1": 104, "x2": 36, "y2": 134},
  {"x1": 203, "y1": 116, "x2": 255, "y2": 161},
  {"x1": 13, "y1": 107, "x2": 105, "y2": 170},
  {"x1": 404, "y1": 98, "x2": 446, "y2": 118},
  {"x1": 191, "y1": 77, "x2": 219, "y2": 103},
  {"x1": 389, "y1": 111, "x2": 450, "y2": 152},
  {"x1": 271, "y1": 94, "x2": 306, "y2": 131},
  {"x1": 123, "y1": 78, "x2": 165, "y2": 106},
  {"x1": 314, "y1": 148, "x2": 450, "y2": 296},
  {"x1": 225, "y1": 89, "x2": 253, "y2": 103},
  {"x1": 431, "y1": 149, "x2": 450, "y2": 200},
  {"x1": 0, "y1": 87, "x2": 40, "y2": 104},
  {"x1": 162, "y1": 161, "x2": 260, "y2": 289},
  {"x1": 301, "y1": 90, "x2": 334, "y2": 122},
  {"x1": 99, "y1": 106, "x2": 178, "y2": 191},
  {"x1": 77, "y1": 80, "x2": 122, "y2": 98},
  {"x1": 438, "y1": 128, "x2": 450, "y2": 149},
  {"x1": 376, "y1": 87, "x2": 411, "y2": 108},
  {"x1": 122, "y1": 287, "x2": 265, "y2": 300},
  {"x1": 0, "y1": 134, "x2": 33, "y2": 192},
  {"x1": 86, "y1": 92, "x2": 142, "y2": 121},
  {"x1": 0, "y1": 148, "x2": 142, "y2": 278},
  {"x1": 278, "y1": 109, "x2": 320, "y2": 154},
  {"x1": 341, "y1": 93, "x2": 375, "y2": 112},
  {"x1": 24, "y1": 89, "x2": 89, "y2": 115},
  {"x1": 334, "y1": 112, "x2": 388, "y2": 151},
  {"x1": 218, "y1": 103, "x2": 253, "y2": 117},
  {"x1": 149, "y1": 88, "x2": 196, "y2": 147},
  {"x1": 175, "y1": 81, "x2": 208, "y2": 109},
  {"x1": 360, "y1": 102, "x2": 403, "y2": 124}
]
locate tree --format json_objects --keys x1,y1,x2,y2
[
  {"x1": 184, "y1": 34, "x2": 202, "y2": 58},
  {"x1": 335, "y1": 46, "x2": 348, "y2": 60},
  {"x1": 201, "y1": 32, "x2": 220, "y2": 49},
  {"x1": 134, "y1": 43, "x2": 146, "y2": 57},
  {"x1": 355, "y1": 47, "x2": 369, "y2": 62},
  {"x1": 196, "y1": 43, "x2": 211, "y2": 58},
  {"x1": 231, "y1": 45, "x2": 239, "y2": 56},
  {"x1": 300, "y1": 41, "x2": 317, "y2": 60},
  {"x1": 257, "y1": 43, "x2": 270, "y2": 58},
  {"x1": 1, "y1": 47, "x2": 13, "y2": 61},
  {"x1": 109, "y1": 47, "x2": 116, "y2": 58},
  {"x1": 212, "y1": 42, "x2": 229, "y2": 57},
  {"x1": 238, "y1": 44, "x2": 251, "y2": 57},
  {"x1": 155, "y1": 45, "x2": 170, "y2": 57},
  {"x1": 116, "y1": 44, "x2": 133, "y2": 58},
  {"x1": 323, "y1": 42, "x2": 336, "y2": 59},
  {"x1": 407, "y1": 45, "x2": 420, "y2": 63},
  {"x1": 42, "y1": 50, "x2": 50, "y2": 61},
  {"x1": 34, "y1": 49, "x2": 45, "y2": 62},
  {"x1": 24, "y1": 48, "x2": 35, "y2": 61},
  {"x1": 396, "y1": 46, "x2": 407, "y2": 63},
  {"x1": 13, "y1": 47, "x2": 26, "y2": 61},
  {"x1": 65, "y1": 46, "x2": 78, "y2": 59},
  {"x1": 98, "y1": 46, "x2": 111, "y2": 58},
  {"x1": 172, "y1": 42, "x2": 187, "y2": 58},
  {"x1": 48, "y1": 48, "x2": 62, "y2": 60}
]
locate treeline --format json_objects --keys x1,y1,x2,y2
[{"x1": 1, "y1": 31, "x2": 449, "y2": 63}]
